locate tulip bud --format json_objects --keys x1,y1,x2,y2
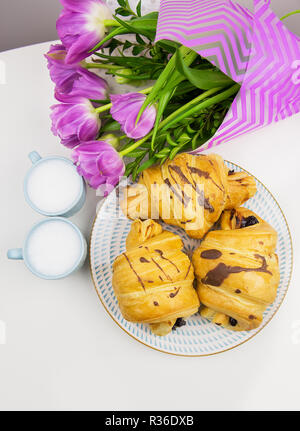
[
  {"x1": 115, "y1": 69, "x2": 145, "y2": 87},
  {"x1": 100, "y1": 134, "x2": 120, "y2": 150}
]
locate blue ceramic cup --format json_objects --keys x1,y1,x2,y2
[
  {"x1": 7, "y1": 217, "x2": 87, "y2": 280},
  {"x1": 24, "y1": 151, "x2": 86, "y2": 217}
]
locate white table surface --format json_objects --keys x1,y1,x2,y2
[{"x1": 0, "y1": 41, "x2": 299, "y2": 411}]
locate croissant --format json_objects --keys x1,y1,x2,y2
[
  {"x1": 112, "y1": 219, "x2": 199, "y2": 336},
  {"x1": 121, "y1": 153, "x2": 257, "y2": 239},
  {"x1": 192, "y1": 208, "x2": 280, "y2": 331}
]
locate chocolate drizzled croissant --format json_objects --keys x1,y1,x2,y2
[
  {"x1": 121, "y1": 153, "x2": 256, "y2": 239},
  {"x1": 192, "y1": 208, "x2": 280, "y2": 331},
  {"x1": 112, "y1": 219, "x2": 199, "y2": 336}
]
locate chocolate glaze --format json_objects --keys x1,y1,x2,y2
[
  {"x1": 172, "y1": 318, "x2": 186, "y2": 330},
  {"x1": 168, "y1": 165, "x2": 191, "y2": 186},
  {"x1": 229, "y1": 317, "x2": 237, "y2": 326},
  {"x1": 201, "y1": 254, "x2": 272, "y2": 287},
  {"x1": 140, "y1": 257, "x2": 150, "y2": 263},
  {"x1": 184, "y1": 261, "x2": 192, "y2": 279},
  {"x1": 240, "y1": 215, "x2": 259, "y2": 228},
  {"x1": 186, "y1": 164, "x2": 224, "y2": 192},
  {"x1": 169, "y1": 287, "x2": 180, "y2": 298},
  {"x1": 181, "y1": 219, "x2": 192, "y2": 224},
  {"x1": 123, "y1": 253, "x2": 145, "y2": 291},
  {"x1": 165, "y1": 163, "x2": 217, "y2": 213},
  {"x1": 151, "y1": 258, "x2": 172, "y2": 281},
  {"x1": 163, "y1": 178, "x2": 191, "y2": 208},
  {"x1": 197, "y1": 188, "x2": 214, "y2": 213},
  {"x1": 155, "y1": 249, "x2": 180, "y2": 273},
  {"x1": 201, "y1": 249, "x2": 222, "y2": 259}
]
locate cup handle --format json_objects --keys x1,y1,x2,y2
[
  {"x1": 28, "y1": 151, "x2": 41, "y2": 165},
  {"x1": 7, "y1": 248, "x2": 23, "y2": 260}
]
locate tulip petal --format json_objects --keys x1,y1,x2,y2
[
  {"x1": 71, "y1": 140, "x2": 124, "y2": 193},
  {"x1": 111, "y1": 92, "x2": 157, "y2": 139}
]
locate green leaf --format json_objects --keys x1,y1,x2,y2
[
  {"x1": 113, "y1": 13, "x2": 158, "y2": 40},
  {"x1": 138, "y1": 142, "x2": 152, "y2": 149},
  {"x1": 150, "y1": 88, "x2": 174, "y2": 150},
  {"x1": 156, "y1": 40, "x2": 180, "y2": 53},
  {"x1": 136, "y1": 46, "x2": 197, "y2": 124},
  {"x1": 132, "y1": 45, "x2": 145, "y2": 56},
  {"x1": 116, "y1": 7, "x2": 132, "y2": 16},
  {"x1": 91, "y1": 27, "x2": 127, "y2": 51},
  {"x1": 101, "y1": 121, "x2": 120, "y2": 132},
  {"x1": 94, "y1": 53, "x2": 157, "y2": 67},
  {"x1": 117, "y1": 0, "x2": 127, "y2": 7},
  {"x1": 176, "y1": 49, "x2": 235, "y2": 90},
  {"x1": 91, "y1": 13, "x2": 158, "y2": 51},
  {"x1": 137, "y1": 157, "x2": 156, "y2": 174},
  {"x1": 125, "y1": 149, "x2": 147, "y2": 158},
  {"x1": 108, "y1": 38, "x2": 122, "y2": 54},
  {"x1": 136, "y1": 33, "x2": 145, "y2": 45},
  {"x1": 169, "y1": 142, "x2": 188, "y2": 159},
  {"x1": 178, "y1": 132, "x2": 191, "y2": 145},
  {"x1": 136, "y1": 0, "x2": 142, "y2": 17},
  {"x1": 155, "y1": 148, "x2": 171, "y2": 158},
  {"x1": 166, "y1": 133, "x2": 177, "y2": 147},
  {"x1": 160, "y1": 155, "x2": 169, "y2": 165},
  {"x1": 161, "y1": 84, "x2": 240, "y2": 131},
  {"x1": 122, "y1": 40, "x2": 132, "y2": 51},
  {"x1": 135, "y1": 49, "x2": 178, "y2": 124},
  {"x1": 125, "y1": 161, "x2": 136, "y2": 176},
  {"x1": 132, "y1": 164, "x2": 140, "y2": 182}
]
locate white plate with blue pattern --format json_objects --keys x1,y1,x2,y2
[{"x1": 90, "y1": 161, "x2": 293, "y2": 356}]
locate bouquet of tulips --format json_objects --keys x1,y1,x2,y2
[{"x1": 46, "y1": 0, "x2": 240, "y2": 195}]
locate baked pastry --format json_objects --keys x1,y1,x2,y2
[
  {"x1": 112, "y1": 219, "x2": 199, "y2": 336},
  {"x1": 121, "y1": 153, "x2": 256, "y2": 239},
  {"x1": 192, "y1": 208, "x2": 280, "y2": 331}
]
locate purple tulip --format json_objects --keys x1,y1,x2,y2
[
  {"x1": 56, "y1": 0, "x2": 112, "y2": 64},
  {"x1": 45, "y1": 44, "x2": 81, "y2": 93},
  {"x1": 50, "y1": 97, "x2": 101, "y2": 148},
  {"x1": 45, "y1": 44, "x2": 108, "y2": 102},
  {"x1": 110, "y1": 93, "x2": 157, "y2": 139},
  {"x1": 71, "y1": 140, "x2": 125, "y2": 193},
  {"x1": 45, "y1": 44, "x2": 108, "y2": 101},
  {"x1": 55, "y1": 68, "x2": 108, "y2": 102}
]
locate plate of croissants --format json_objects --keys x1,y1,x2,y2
[{"x1": 90, "y1": 153, "x2": 292, "y2": 356}]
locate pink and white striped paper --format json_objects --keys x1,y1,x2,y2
[{"x1": 155, "y1": 0, "x2": 300, "y2": 150}]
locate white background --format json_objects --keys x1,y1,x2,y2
[{"x1": 0, "y1": 1, "x2": 300, "y2": 412}]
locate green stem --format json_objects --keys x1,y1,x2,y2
[
  {"x1": 159, "y1": 88, "x2": 222, "y2": 130},
  {"x1": 280, "y1": 10, "x2": 300, "y2": 20},
  {"x1": 119, "y1": 84, "x2": 240, "y2": 157},
  {"x1": 85, "y1": 63, "x2": 121, "y2": 70},
  {"x1": 135, "y1": 46, "x2": 198, "y2": 124},
  {"x1": 103, "y1": 19, "x2": 122, "y2": 27},
  {"x1": 94, "y1": 86, "x2": 154, "y2": 114},
  {"x1": 161, "y1": 84, "x2": 239, "y2": 130}
]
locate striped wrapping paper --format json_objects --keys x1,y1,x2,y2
[{"x1": 155, "y1": 0, "x2": 300, "y2": 150}]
